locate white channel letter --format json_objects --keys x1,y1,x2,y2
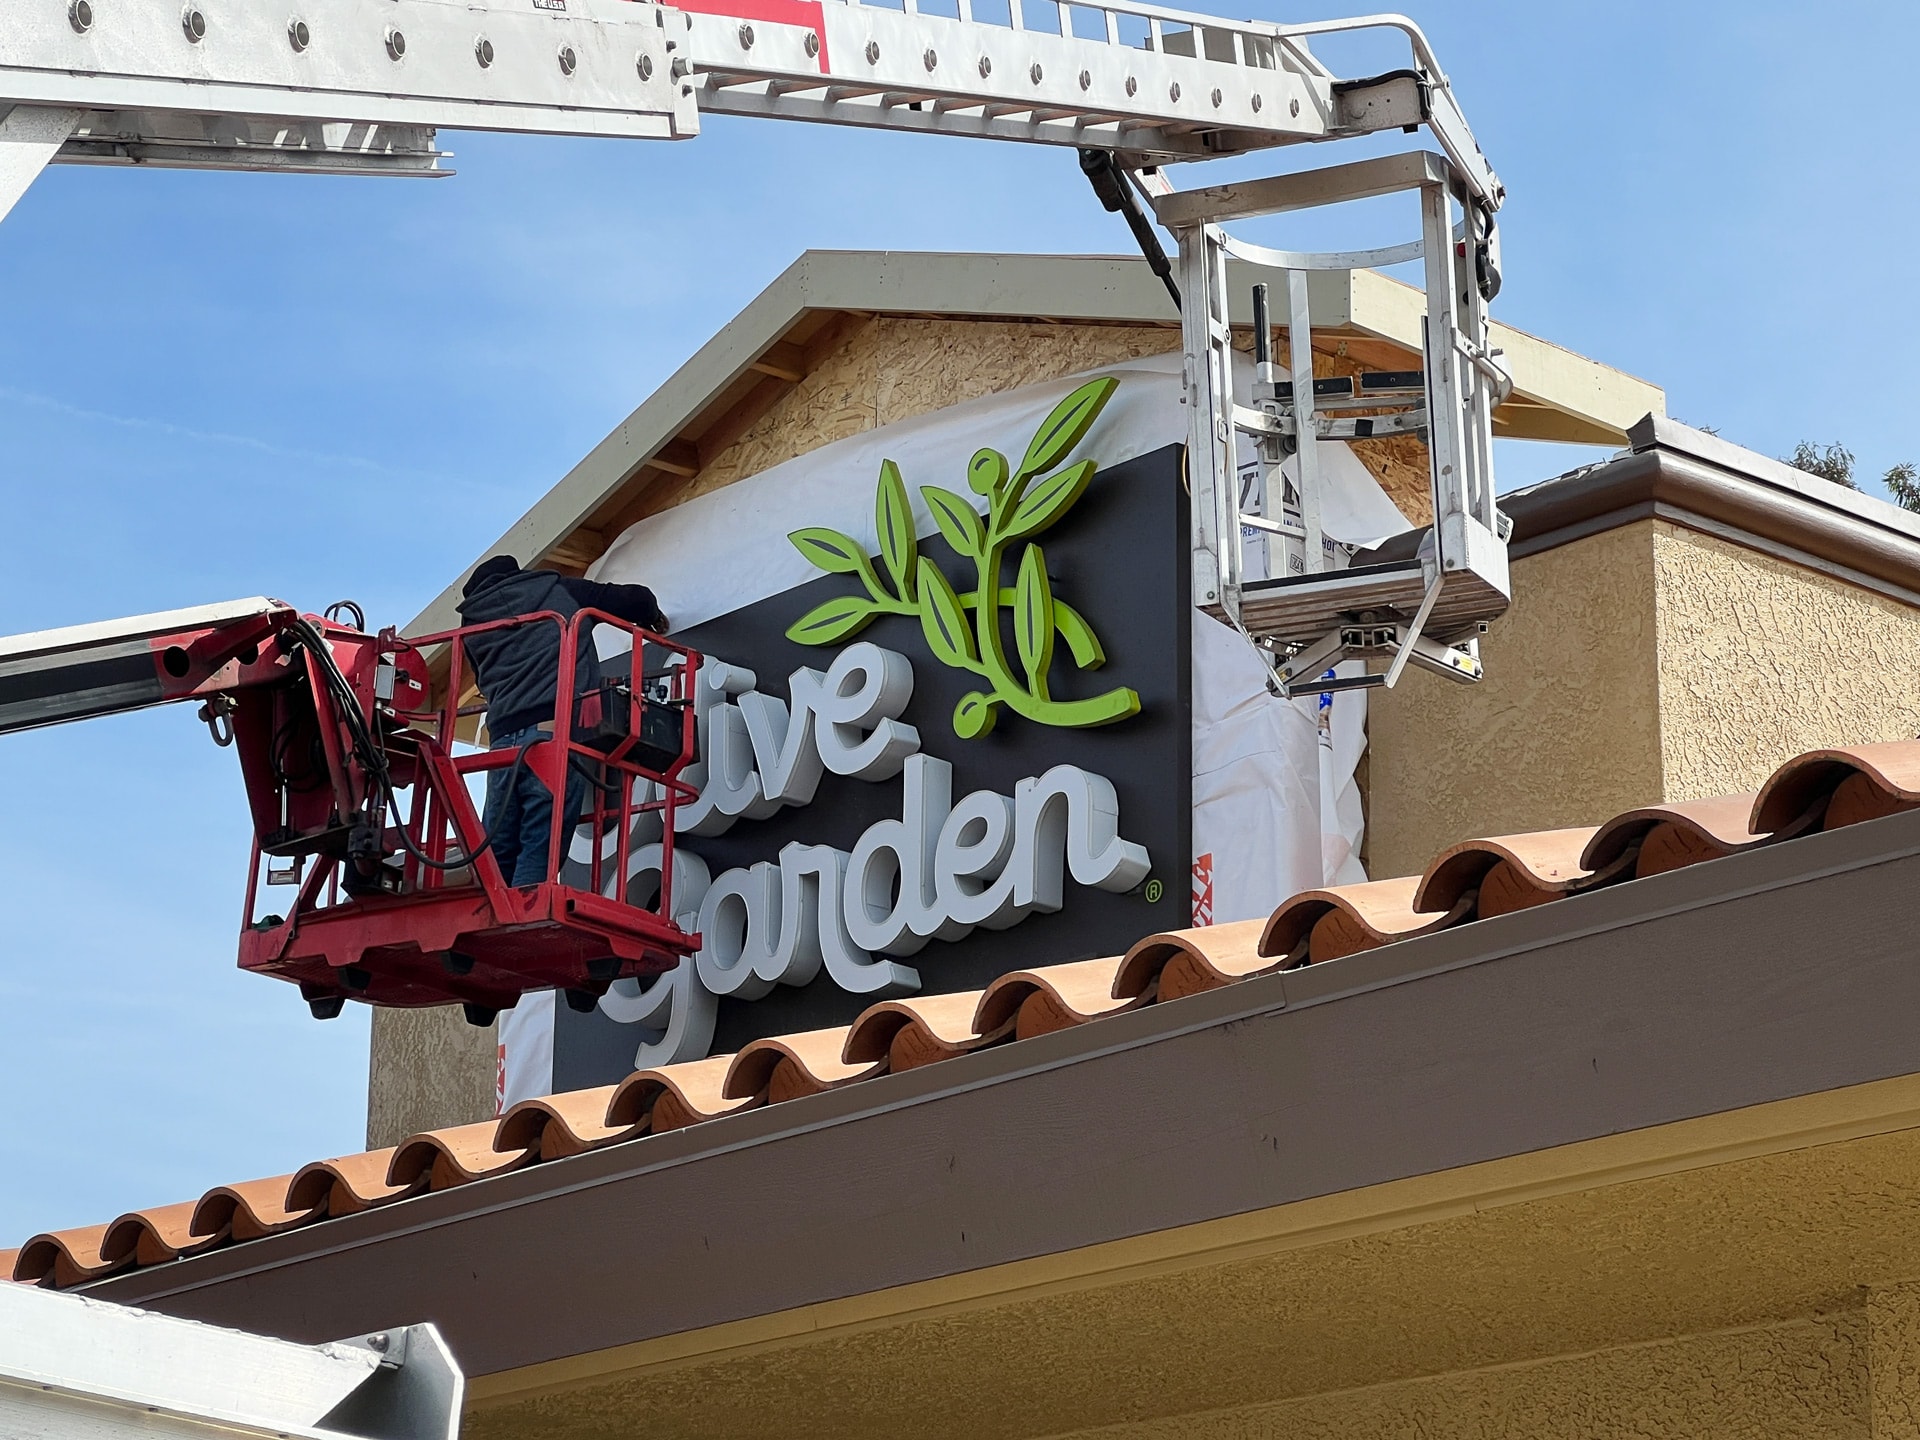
[
  {"x1": 845, "y1": 754, "x2": 968, "y2": 957},
  {"x1": 693, "y1": 861, "x2": 788, "y2": 999},
  {"x1": 777, "y1": 842, "x2": 918, "y2": 996},
  {"x1": 680, "y1": 661, "x2": 776, "y2": 836},
  {"x1": 737, "y1": 667, "x2": 827, "y2": 807},
  {"x1": 933, "y1": 788, "x2": 1023, "y2": 930},
  {"x1": 597, "y1": 841, "x2": 716, "y2": 1067},
  {"x1": 814, "y1": 643, "x2": 919, "y2": 780},
  {"x1": 1009, "y1": 765, "x2": 1152, "y2": 911}
]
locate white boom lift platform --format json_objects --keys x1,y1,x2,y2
[
  {"x1": 0, "y1": 1279, "x2": 462, "y2": 1440},
  {"x1": 0, "y1": 0, "x2": 1511, "y2": 694}
]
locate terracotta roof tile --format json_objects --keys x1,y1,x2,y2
[
  {"x1": 1260, "y1": 875, "x2": 1473, "y2": 966},
  {"x1": 286, "y1": 1148, "x2": 417, "y2": 1217},
  {"x1": 19, "y1": 737, "x2": 1920, "y2": 1289},
  {"x1": 101, "y1": 1200, "x2": 218, "y2": 1269},
  {"x1": 725, "y1": 1027, "x2": 882, "y2": 1103},
  {"x1": 1415, "y1": 827, "x2": 1627, "y2": 917},
  {"x1": 974, "y1": 956, "x2": 1141, "y2": 1040},
  {"x1": 1115, "y1": 918, "x2": 1269, "y2": 1003},
  {"x1": 1583, "y1": 794, "x2": 1769, "y2": 878},
  {"x1": 1753, "y1": 741, "x2": 1920, "y2": 833},
  {"x1": 390, "y1": 1119, "x2": 539, "y2": 1191},
  {"x1": 843, "y1": 990, "x2": 1004, "y2": 1072},
  {"x1": 607, "y1": 1055, "x2": 755, "y2": 1135},
  {"x1": 16, "y1": 1224, "x2": 119, "y2": 1288},
  {"x1": 191, "y1": 1176, "x2": 317, "y2": 1242},
  {"x1": 496, "y1": 1086, "x2": 635, "y2": 1161}
]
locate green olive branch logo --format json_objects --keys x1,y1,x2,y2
[{"x1": 784, "y1": 376, "x2": 1142, "y2": 739}]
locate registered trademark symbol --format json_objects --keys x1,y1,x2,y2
[{"x1": 1143, "y1": 877, "x2": 1164, "y2": 903}]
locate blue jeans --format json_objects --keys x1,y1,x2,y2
[{"x1": 482, "y1": 727, "x2": 592, "y2": 888}]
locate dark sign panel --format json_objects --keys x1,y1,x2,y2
[{"x1": 554, "y1": 442, "x2": 1190, "y2": 1089}]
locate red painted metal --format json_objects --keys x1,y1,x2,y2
[{"x1": 220, "y1": 608, "x2": 702, "y2": 1018}]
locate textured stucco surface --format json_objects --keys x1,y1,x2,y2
[
  {"x1": 1368, "y1": 518, "x2": 1920, "y2": 879},
  {"x1": 1651, "y1": 521, "x2": 1920, "y2": 799},
  {"x1": 1052, "y1": 1315, "x2": 1868, "y2": 1440},
  {"x1": 366, "y1": 1004, "x2": 496, "y2": 1149},
  {"x1": 470, "y1": 1119, "x2": 1920, "y2": 1440},
  {"x1": 1367, "y1": 521, "x2": 1664, "y2": 879}
]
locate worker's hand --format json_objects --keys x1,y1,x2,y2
[{"x1": 653, "y1": 612, "x2": 671, "y2": 635}]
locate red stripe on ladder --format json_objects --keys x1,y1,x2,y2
[{"x1": 668, "y1": 0, "x2": 830, "y2": 70}]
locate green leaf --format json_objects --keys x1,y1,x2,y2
[
  {"x1": 785, "y1": 594, "x2": 879, "y2": 647},
  {"x1": 953, "y1": 691, "x2": 997, "y2": 739},
  {"x1": 922, "y1": 485, "x2": 984, "y2": 559},
  {"x1": 1013, "y1": 545, "x2": 1055, "y2": 690},
  {"x1": 875, "y1": 459, "x2": 917, "y2": 603},
  {"x1": 968, "y1": 448, "x2": 1008, "y2": 498},
  {"x1": 915, "y1": 557, "x2": 978, "y2": 669},
  {"x1": 1052, "y1": 600, "x2": 1107, "y2": 669},
  {"x1": 1003, "y1": 458, "x2": 1095, "y2": 541},
  {"x1": 1015, "y1": 376, "x2": 1117, "y2": 482},
  {"x1": 790, "y1": 526, "x2": 880, "y2": 587}
]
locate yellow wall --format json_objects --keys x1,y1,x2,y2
[
  {"x1": 1052, "y1": 1314, "x2": 1867, "y2": 1440},
  {"x1": 466, "y1": 1083, "x2": 1920, "y2": 1440}
]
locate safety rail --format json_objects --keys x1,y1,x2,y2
[{"x1": 407, "y1": 608, "x2": 700, "y2": 913}]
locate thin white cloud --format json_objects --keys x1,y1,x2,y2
[{"x1": 0, "y1": 382, "x2": 472, "y2": 488}]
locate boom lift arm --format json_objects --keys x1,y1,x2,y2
[
  {"x1": 0, "y1": 0, "x2": 1518, "y2": 1019},
  {"x1": 0, "y1": 598, "x2": 703, "y2": 1021}
]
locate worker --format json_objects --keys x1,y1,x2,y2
[{"x1": 456, "y1": 556, "x2": 671, "y2": 888}]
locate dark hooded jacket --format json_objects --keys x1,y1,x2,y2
[{"x1": 455, "y1": 567, "x2": 666, "y2": 738}]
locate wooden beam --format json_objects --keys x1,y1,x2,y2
[
  {"x1": 647, "y1": 437, "x2": 701, "y2": 478},
  {"x1": 749, "y1": 340, "x2": 808, "y2": 384}
]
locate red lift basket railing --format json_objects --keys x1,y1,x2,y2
[{"x1": 237, "y1": 609, "x2": 703, "y2": 1025}]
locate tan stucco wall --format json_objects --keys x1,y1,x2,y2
[
  {"x1": 1367, "y1": 521, "x2": 1665, "y2": 879},
  {"x1": 1368, "y1": 518, "x2": 1920, "y2": 880},
  {"x1": 1651, "y1": 521, "x2": 1920, "y2": 799},
  {"x1": 366, "y1": 1005, "x2": 496, "y2": 1149}
]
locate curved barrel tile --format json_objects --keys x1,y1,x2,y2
[
  {"x1": 1114, "y1": 918, "x2": 1270, "y2": 1004},
  {"x1": 844, "y1": 991, "x2": 1004, "y2": 1073},
  {"x1": 1260, "y1": 875, "x2": 1472, "y2": 965},
  {"x1": 286, "y1": 1148, "x2": 419, "y2": 1218},
  {"x1": 389, "y1": 1119, "x2": 539, "y2": 1191},
  {"x1": 14, "y1": 1224, "x2": 118, "y2": 1288},
  {"x1": 102, "y1": 1201, "x2": 213, "y2": 1269},
  {"x1": 974, "y1": 956, "x2": 1138, "y2": 1041},
  {"x1": 1581, "y1": 793, "x2": 1784, "y2": 879},
  {"x1": 1415, "y1": 828, "x2": 1622, "y2": 918},
  {"x1": 608, "y1": 1054, "x2": 755, "y2": 1135},
  {"x1": 192, "y1": 1175, "x2": 317, "y2": 1243},
  {"x1": 497, "y1": 1085, "x2": 635, "y2": 1160},
  {"x1": 726, "y1": 1027, "x2": 881, "y2": 1104},
  {"x1": 1752, "y1": 740, "x2": 1920, "y2": 834}
]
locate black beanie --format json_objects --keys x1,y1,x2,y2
[{"x1": 463, "y1": 555, "x2": 520, "y2": 597}]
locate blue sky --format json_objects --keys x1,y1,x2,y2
[{"x1": 2, "y1": 1, "x2": 1915, "y2": 1245}]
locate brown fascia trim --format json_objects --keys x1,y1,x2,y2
[
  {"x1": 87, "y1": 807, "x2": 1920, "y2": 1378},
  {"x1": 1364, "y1": 421, "x2": 1920, "y2": 606}
]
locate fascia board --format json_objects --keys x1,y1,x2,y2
[{"x1": 1346, "y1": 267, "x2": 1666, "y2": 445}]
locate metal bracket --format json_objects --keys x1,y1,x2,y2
[{"x1": 0, "y1": 105, "x2": 78, "y2": 224}]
